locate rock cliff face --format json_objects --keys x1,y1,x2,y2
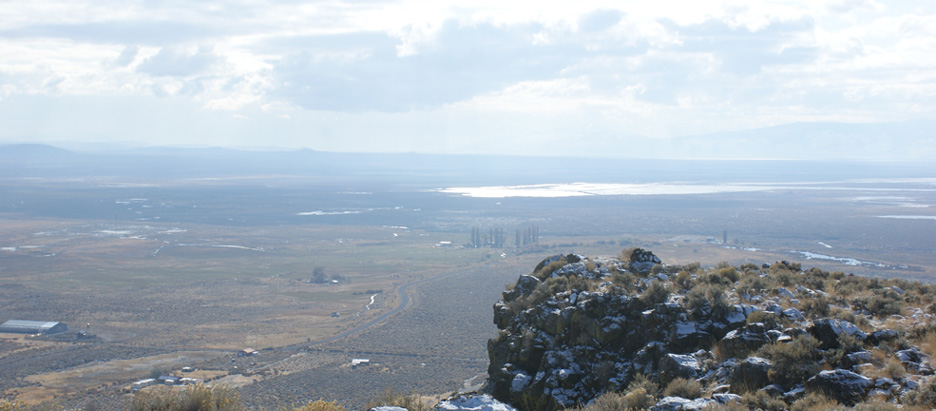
[{"x1": 486, "y1": 250, "x2": 936, "y2": 410}]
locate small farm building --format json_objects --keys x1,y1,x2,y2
[
  {"x1": 0, "y1": 320, "x2": 67, "y2": 335},
  {"x1": 131, "y1": 379, "x2": 156, "y2": 392}
]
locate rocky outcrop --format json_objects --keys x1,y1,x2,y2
[
  {"x1": 486, "y1": 251, "x2": 936, "y2": 410},
  {"x1": 807, "y1": 318, "x2": 866, "y2": 349},
  {"x1": 628, "y1": 248, "x2": 661, "y2": 274},
  {"x1": 431, "y1": 395, "x2": 517, "y2": 411},
  {"x1": 729, "y1": 357, "x2": 771, "y2": 393},
  {"x1": 805, "y1": 369, "x2": 873, "y2": 405}
]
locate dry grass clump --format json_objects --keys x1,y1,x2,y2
[
  {"x1": 741, "y1": 390, "x2": 787, "y2": 411},
  {"x1": 756, "y1": 334, "x2": 821, "y2": 387},
  {"x1": 902, "y1": 377, "x2": 936, "y2": 409},
  {"x1": 860, "y1": 349, "x2": 907, "y2": 380},
  {"x1": 0, "y1": 400, "x2": 27, "y2": 411},
  {"x1": 661, "y1": 378, "x2": 702, "y2": 400},
  {"x1": 910, "y1": 329, "x2": 936, "y2": 360},
  {"x1": 789, "y1": 393, "x2": 846, "y2": 411},
  {"x1": 292, "y1": 400, "x2": 345, "y2": 411},
  {"x1": 639, "y1": 281, "x2": 671, "y2": 306},
  {"x1": 130, "y1": 384, "x2": 243, "y2": 411},
  {"x1": 745, "y1": 310, "x2": 787, "y2": 330},
  {"x1": 564, "y1": 391, "x2": 627, "y2": 411},
  {"x1": 626, "y1": 374, "x2": 659, "y2": 399},
  {"x1": 564, "y1": 375, "x2": 659, "y2": 411},
  {"x1": 365, "y1": 387, "x2": 429, "y2": 411}
]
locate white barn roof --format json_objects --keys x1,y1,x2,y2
[{"x1": 0, "y1": 320, "x2": 65, "y2": 334}]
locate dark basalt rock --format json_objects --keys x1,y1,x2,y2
[
  {"x1": 807, "y1": 318, "x2": 867, "y2": 349},
  {"x1": 486, "y1": 250, "x2": 936, "y2": 411},
  {"x1": 628, "y1": 248, "x2": 661, "y2": 274},
  {"x1": 729, "y1": 357, "x2": 772, "y2": 394},
  {"x1": 719, "y1": 323, "x2": 772, "y2": 357},
  {"x1": 869, "y1": 329, "x2": 900, "y2": 345},
  {"x1": 805, "y1": 369, "x2": 873, "y2": 405}
]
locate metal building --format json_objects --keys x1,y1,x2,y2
[{"x1": 0, "y1": 320, "x2": 68, "y2": 335}]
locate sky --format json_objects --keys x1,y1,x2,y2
[{"x1": 0, "y1": 0, "x2": 934, "y2": 159}]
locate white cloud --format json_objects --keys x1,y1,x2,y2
[
  {"x1": 137, "y1": 45, "x2": 219, "y2": 77},
  {"x1": 0, "y1": 0, "x2": 933, "y2": 159}
]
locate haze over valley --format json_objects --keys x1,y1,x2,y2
[{"x1": 1, "y1": 146, "x2": 935, "y2": 409}]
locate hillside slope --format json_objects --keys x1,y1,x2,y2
[{"x1": 487, "y1": 249, "x2": 936, "y2": 410}]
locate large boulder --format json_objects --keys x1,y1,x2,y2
[
  {"x1": 808, "y1": 319, "x2": 867, "y2": 349},
  {"x1": 649, "y1": 397, "x2": 716, "y2": 411},
  {"x1": 805, "y1": 369, "x2": 873, "y2": 405},
  {"x1": 868, "y1": 329, "x2": 899, "y2": 346},
  {"x1": 649, "y1": 397, "x2": 691, "y2": 411},
  {"x1": 661, "y1": 353, "x2": 703, "y2": 380},
  {"x1": 431, "y1": 395, "x2": 517, "y2": 411},
  {"x1": 671, "y1": 321, "x2": 712, "y2": 352},
  {"x1": 729, "y1": 357, "x2": 772, "y2": 394},
  {"x1": 514, "y1": 275, "x2": 540, "y2": 297},
  {"x1": 628, "y1": 248, "x2": 662, "y2": 274},
  {"x1": 719, "y1": 323, "x2": 771, "y2": 357}
]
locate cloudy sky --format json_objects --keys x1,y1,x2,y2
[{"x1": 1, "y1": 0, "x2": 934, "y2": 158}]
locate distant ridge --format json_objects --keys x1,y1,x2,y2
[
  {"x1": 1, "y1": 141, "x2": 933, "y2": 185},
  {"x1": 671, "y1": 120, "x2": 936, "y2": 161},
  {"x1": 0, "y1": 143, "x2": 73, "y2": 157}
]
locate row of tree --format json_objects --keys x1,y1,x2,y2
[{"x1": 469, "y1": 224, "x2": 539, "y2": 248}]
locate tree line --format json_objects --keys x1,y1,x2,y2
[{"x1": 470, "y1": 224, "x2": 539, "y2": 248}]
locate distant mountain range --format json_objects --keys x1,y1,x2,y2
[
  {"x1": 669, "y1": 120, "x2": 936, "y2": 161},
  {"x1": 2, "y1": 126, "x2": 934, "y2": 186}
]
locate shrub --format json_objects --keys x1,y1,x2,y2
[
  {"x1": 801, "y1": 268, "x2": 828, "y2": 292},
  {"x1": 566, "y1": 391, "x2": 629, "y2": 411},
  {"x1": 626, "y1": 374, "x2": 659, "y2": 398},
  {"x1": 639, "y1": 281, "x2": 671, "y2": 307},
  {"x1": 619, "y1": 247, "x2": 637, "y2": 261},
  {"x1": 674, "y1": 271, "x2": 692, "y2": 291},
  {"x1": 130, "y1": 384, "x2": 243, "y2": 411},
  {"x1": 852, "y1": 399, "x2": 901, "y2": 411},
  {"x1": 790, "y1": 393, "x2": 845, "y2": 411},
  {"x1": 772, "y1": 270, "x2": 797, "y2": 287},
  {"x1": 518, "y1": 391, "x2": 557, "y2": 411},
  {"x1": 0, "y1": 400, "x2": 28, "y2": 411},
  {"x1": 669, "y1": 262, "x2": 702, "y2": 274},
  {"x1": 902, "y1": 376, "x2": 936, "y2": 408},
  {"x1": 746, "y1": 310, "x2": 786, "y2": 330},
  {"x1": 294, "y1": 400, "x2": 345, "y2": 411},
  {"x1": 834, "y1": 275, "x2": 868, "y2": 297},
  {"x1": 621, "y1": 388, "x2": 654, "y2": 410},
  {"x1": 826, "y1": 332, "x2": 865, "y2": 366},
  {"x1": 715, "y1": 266, "x2": 740, "y2": 283},
  {"x1": 699, "y1": 272, "x2": 727, "y2": 286},
  {"x1": 703, "y1": 401, "x2": 746, "y2": 411},
  {"x1": 686, "y1": 283, "x2": 730, "y2": 321},
  {"x1": 741, "y1": 391, "x2": 787, "y2": 411},
  {"x1": 800, "y1": 294, "x2": 831, "y2": 318},
  {"x1": 738, "y1": 273, "x2": 772, "y2": 296},
  {"x1": 883, "y1": 358, "x2": 906, "y2": 380},
  {"x1": 853, "y1": 290, "x2": 905, "y2": 318},
  {"x1": 366, "y1": 387, "x2": 429, "y2": 411},
  {"x1": 758, "y1": 334, "x2": 821, "y2": 387},
  {"x1": 662, "y1": 378, "x2": 702, "y2": 400}
]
